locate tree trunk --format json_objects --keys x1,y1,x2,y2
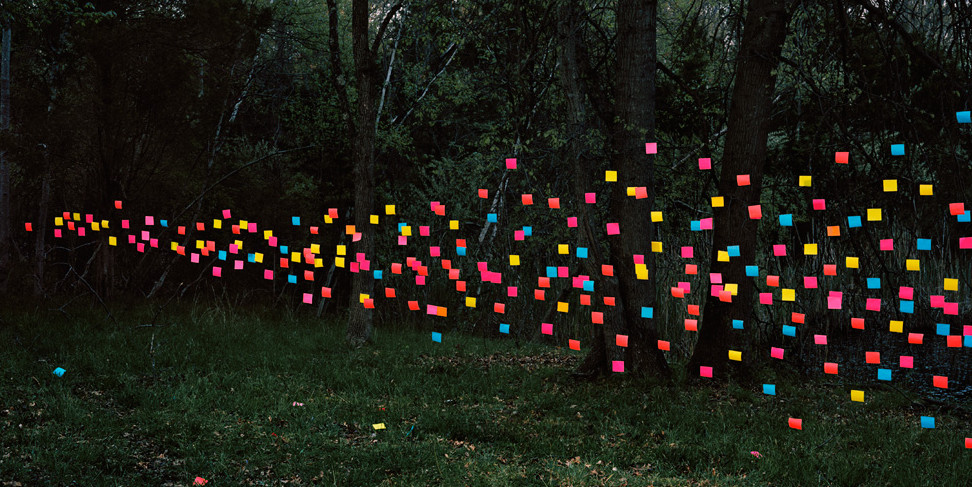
[
  {"x1": 687, "y1": 0, "x2": 792, "y2": 378},
  {"x1": 0, "y1": 23, "x2": 11, "y2": 292},
  {"x1": 33, "y1": 167, "x2": 52, "y2": 296},
  {"x1": 346, "y1": 0, "x2": 380, "y2": 347}
]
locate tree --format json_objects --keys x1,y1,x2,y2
[
  {"x1": 688, "y1": 0, "x2": 793, "y2": 377},
  {"x1": 0, "y1": 20, "x2": 10, "y2": 292}
]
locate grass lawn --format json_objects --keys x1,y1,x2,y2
[{"x1": 1, "y1": 301, "x2": 969, "y2": 486}]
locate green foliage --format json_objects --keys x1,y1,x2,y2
[{"x1": 1, "y1": 302, "x2": 968, "y2": 485}]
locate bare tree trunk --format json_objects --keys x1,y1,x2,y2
[
  {"x1": 688, "y1": 0, "x2": 792, "y2": 378},
  {"x1": 346, "y1": 0, "x2": 381, "y2": 347},
  {"x1": 0, "y1": 24, "x2": 11, "y2": 292},
  {"x1": 34, "y1": 167, "x2": 52, "y2": 296}
]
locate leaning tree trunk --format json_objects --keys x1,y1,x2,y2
[
  {"x1": 346, "y1": 0, "x2": 380, "y2": 347},
  {"x1": 687, "y1": 0, "x2": 792, "y2": 378}
]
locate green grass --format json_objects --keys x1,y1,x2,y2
[{"x1": 0, "y1": 301, "x2": 969, "y2": 486}]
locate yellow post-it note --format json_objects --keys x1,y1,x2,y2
[
  {"x1": 883, "y1": 179, "x2": 897, "y2": 192},
  {"x1": 450, "y1": 220, "x2": 459, "y2": 230},
  {"x1": 804, "y1": 243, "x2": 818, "y2": 255},
  {"x1": 944, "y1": 278, "x2": 958, "y2": 291},
  {"x1": 324, "y1": 215, "x2": 333, "y2": 224},
  {"x1": 255, "y1": 253, "x2": 263, "y2": 263},
  {"x1": 558, "y1": 244, "x2": 569, "y2": 255},
  {"x1": 799, "y1": 175, "x2": 812, "y2": 187},
  {"x1": 651, "y1": 211, "x2": 663, "y2": 222},
  {"x1": 170, "y1": 242, "x2": 179, "y2": 251},
  {"x1": 851, "y1": 390, "x2": 864, "y2": 402},
  {"x1": 336, "y1": 244, "x2": 346, "y2": 256},
  {"x1": 91, "y1": 222, "x2": 100, "y2": 231},
  {"x1": 466, "y1": 297, "x2": 476, "y2": 308},
  {"x1": 401, "y1": 225, "x2": 411, "y2": 236},
  {"x1": 652, "y1": 241, "x2": 663, "y2": 253},
  {"x1": 55, "y1": 217, "x2": 63, "y2": 226},
  {"x1": 109, "y1": 236, "x2": 117, "y2": 246},
  {"x1": 635, "y1": 263, "x2": 648, "y2": 280},
  {"x1": 711, "y1": 196, "x2": 724, "y2": 208},
  {"x1": 264, "y1": 230, "x2": 273, "y2": 239},
  {"x1": 846, "y1": 256, "x2": 859, "y2": 268},
  {"x1": 557, "y1": 302, "x2": 569, "y2": 313},
  {"x1": 373, "y1": 423, "x2": 386, "y2": 430},
  {"x1": 605, "y1": 170, "x2": 617, "y2": 182},
  {"x1": 291, "y1": 252, "x2": 301, "y2": 263},
  {"x1": 919, "y1": 184, "x2": 933, "y2": 196},
  {"x1": 717, "y1": 250, "x2": 729, "y2": 262},
  {"x1": 867, "y1": 208, "x2": 882, "y2": 221},
  {"x1": 626, "y1": 186, "x2": 636, "y2": 196},
  {"x1": 889, "y1": 320, "x2": 903, "y2": 333},
  {"x1": 385, "y1": 204, "x2": 396, "y2": 215},
  {"x1": 906, "y1": 259, "x2": 920, "y2": 271},
  {"x1": 101, "y1": 220, "x2": 109, "y2": 228},
  {"x1": 782, "y1": 288, "x2": 795, "y2": 301},
  {"x1": 370, "y1": 214, "x2": 379, "y2": 224},
  {"x1": 510, "y1": 254, "x2": 520, "y2": 266},
  {"x1": 335, "y1": 257, "x2": 345, "y2": 268},
  {"x1": 728, "y1": 350, "x2": 742, "y2": 361},
  {"x1": 213, "y1": 219, "x2": 222, "y2": 229},
  {"x1": 311, "y1": 243, "x2": 321, "y2": 254},
  {"x1": 724, "y1": 283, "x2": 738, "y2": 295}
]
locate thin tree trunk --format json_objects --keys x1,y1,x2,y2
[
  {"x1": 346, "y1": 0, "x2": 380, "y2": 347},
  {"x1": 688, "y1": 0, "x2": 792, "y2": 378},
  {"x1": 34, "y1": 167, "x2": 52, "y2": 296},
  {"x1": 0, "y1": 23, "x2": 11, "y2": 291}
]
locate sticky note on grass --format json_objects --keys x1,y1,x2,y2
[
  {"x1": 851, "y1": 390, "x2": 864, "y2": 402},
  {"x1": 763, "y1": 384, "x2": 776, "y2": 395}
]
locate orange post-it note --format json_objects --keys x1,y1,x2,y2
[
  {"x1": 835, "y1": 152, "x2": 849, "y2": 164},
  {"x1": 569, "y1": 339, "x2": 580, "y2": 350},
  {"x1": 748, "y1": 205, "x2": 762, "y2": 219},
  {"x1": 789, "y1": 417, "x2": 803, "y2": 430},
  {"x1": 737, "y1": 174, "x2": 751, "y2": 186}
]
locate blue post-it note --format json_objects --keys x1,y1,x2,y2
[
  {"x1": 899, "y1": 300, "x2": 914, "y2": 314},
  {"x1": 891, "y1": 144, "x2": 905, "y2": 156},
  {"x1": 487, "y1": 213, "x2": 498, "y2": 223},
  {"x1": 582, "y1": 280, "x2": 594, "y2": 292},
  {"x1": 936, "y1": 323, "x2": 950, "y2": 336},
  {"x1": 248, "y1": 253, "x2": 256, "y2": 263},
  {"x1": 52, "y1": 367, "x2": 66, "y2": 377},
  {"x1": 917, "y1": 238, "x2": 931, "y2": 250},
  {"x1": 523, "y1": 226, "x2": 533, "y2": 236},
  {"x1": 848, "y1": 215, "x2": 862, "y2": 228},
  {"x1": 727, "y1": 245, "x2": 740, "y2": 257},
  {"x1": 287, "y1": 274, "x2": 297, "y2": 284},
  {"x1": 432, "y1": 332, "x2": 442, "y2": 343},
  {"x1": 878, "y1": 368, "x2": 892, "y2": 381},
  {"x1": 373, "y1": 270, "x2": 383, "y2": 279},
  {"x1": 218, "y1": 250, "x2": 227, "y2": 261},
  {"x1": 746, "y1": 265, "x2": 759, "y2": 277},
  {"x1": 958, "y1": 211, "x2": 970, "y2": 223},
  {"x1": 160, "y1": 219, "x2": 168, "y2": 228},
  {"x1": 732, "y1": 319, "x2": 744, "y2": 330},
  {"x1": 546, "y1": 266, "x2": 558, "y2": 278},
  {"x1": 499, "y1": 323, "x2": 510, "y2": 334},
  {"x1": 920, "y1": 416, "x2": 935, "y2": 429},
  {"x1": 779, "y1": 214, "x2": 793, "y2": 226},
  {"x1": 456, "y1": 247, "x2": 466, "y2": 256},
  {"x1": 867, "y1": 277, "x2": 881, "y2": 289},
  {"x1": 957, "y1": 110, "x2": 971, "y2": 123},
  {"x1": 641, "y1": 307, "x2": 654, "y2": 319},
  {"x1": 577, "y1": 247, "x2": 589, "y2": 258},
  {"x1": 964, "y1": 335, "x2": 972, "y2": 347},
  {"x1": 782, "y1": 325, "x2": 796, "y2": 337},
  {"x1": 398, "y1": 222, "x2": 407, "y2": 232},
  {"x1": 763, "y1": 384, "x2": 776, "y2": 395},
  {"x1": 280, "y1": 245, "x2": 289, "y2": 254},
  {"x1": 292, "y1": 216, "x2": 300, "y2": 225},
  {"x1": 691, "y1": 220, "x2": 701, "y2": 231}
]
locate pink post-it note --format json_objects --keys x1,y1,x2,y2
[
  {"x1": 900, "y1": 355, "x2": 914, "y2": 368},
  {"x1": 612, "y1": 360, "x2": 624, "y2": 373},
  {"x1": 961, "y1": 237, "x2": 972, "y2": 249},
  {"x1": 930, "y1": 295, "x2": 945, "y2": 308},
  {"x1": 507, "y1": 286, "x2": 517, "y2": 297},
  {"x1": 944, "y1": 302, "x2": 958, "y2": 315},
  {"x1": 541, "y1": 322, "x2": 553, "y2": 335},
  {"x1": 212, "y1": 266, "x2": 222, "y2": 277},
  {"x1": 606, "y1": 222, "x2": 620, "y2": 235},
  {"x1": 773, "y1": 244, "x2": 786, "y2": 256},
  {"x1": 700, "y1": 218, "x2": 713, "y2": 230},
  {"x1": 737, "y1": 174, "x2": 751, "y2": 186},
  {"x1": 814, "y1": 334, "x2": 827, "y2": 345},
  {"x1": 190, "y1": 253, "x2": 199, "y2": 263},
  {"x1": 828, "y1": 296, "x2": 842, "y2": 309},
  {"x1": 866, "y1": 298, "x2": 881, "y2": 311},
  {"x1": 568, "y1": 217, "x2": 578, "y2": 228},
  {"x1": 420, "y1": 226, "x2": 430, "y2": 236},
  {"x1": 700, "y1": 366, "x2": 713, "y2": 378},
  {"x1": 302, "y1": 293, "x2": 312, "y2": 304},
  {"x1": 264, "y1": 269, "x2": 273, "y2": 280},
  {"x1": 234, "y1": 260, "x2": 243, "y2": 270},
  {"x1": 759, "y1": 292, "x2": 773, "y2": 305},
  {"x1": 222, "y1": 209, "x2": 232, "y2": 219},
  {"x1": 145, "y1": 216, "x2": 154, "y2": 226},
  {"x1": 514, "y1": 230, "x2": 524, "y2": 241},
  {"x1": 633, "y1": 254, "x2": 645, "y2": 265},
  {"x1": 899, "y1": 286, "x2": 914, "y2": 300},
  {"x1": 506, "y1": 158, "x2": 517, "y2": 169},
  {"x1": 709, "y1": 273, "x2": 722, "y2": 284},
  {"x1": 645, "y1": 142, "x2": 657, "y2": 154},
  {"x1": 585, "y1": 192, "x2": 596, "y2": 204},
  {"x1": 804, "y1": 276, "x2": 818, "y2": 288},
  {"x1": 698, "y1": 158, "x2": 711, "y2": 170},
  {"x1": 812, "y1": 199, "x2": 826, "y2": 210},
  {"x1": 681, "y1": 246, "x2": 693, "y2": 258},
  {"x1": 248, "y1": 222, "x2": 257, "y2": 233}
]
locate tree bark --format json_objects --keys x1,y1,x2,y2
[
  {"x1": 346, "y1": 0, "x2": 380, "y2": 347},
  {"x1": 688, "y1": 0, "x2": 792, "y2": 378},
  {"x1": 0, "y1": 23, "x2": 11, "y2": 291}
]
